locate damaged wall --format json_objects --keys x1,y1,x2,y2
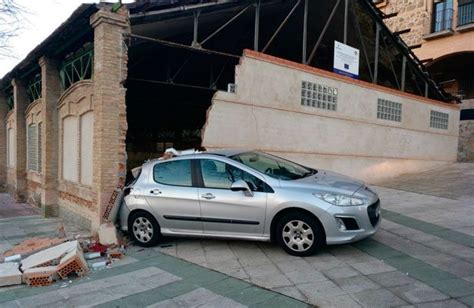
[
  {"x1": 202, "y1": 50, "x2": 460, "y2": 183},
  {"x1": 0, "y1": 6, "x2": 128, "y2": 231}
]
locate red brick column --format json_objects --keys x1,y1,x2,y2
[
  {"x1": 90, "y1": 8, "x2": 129, "y2": 229},
  {"x1": 0, "y1": 93, "x2": 7, "y2": 188},
  {"x1": 39, "y1": 57, "x2": 61, "y2": 217},
  {"x1": 11, "y1": 78, "x2": 28, "y2": 201}
]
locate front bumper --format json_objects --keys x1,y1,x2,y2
[{"x1": 325, "y1": 199, "x2": 381, "y2": 245}]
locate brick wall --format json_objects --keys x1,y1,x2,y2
[
  {"x1": 0, "y1": 7, "x2": 129, "y2": 231},
  {"x1": 90, "y1": 8, "x2": 129, "y2": 230},
  {"x1": 0, "y1": 93, "x2": 7, "y2": 187},
  {"x1": 40, "y1": 57, "x2": 61, "y2": 217},
  {"x1": 9, "y1": 79, "x2": 28, "y2": 201}
]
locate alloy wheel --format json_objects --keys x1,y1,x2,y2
[
  {"x1": 132, "y1": 217, "x2": 154, "y2": 243},
  {"x1": 282, "y1": 220, "x2": 314, "y2": 252}
]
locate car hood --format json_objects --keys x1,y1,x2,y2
[{"x1": 288, "y1": 169, "x2": 365, "y2": 195}]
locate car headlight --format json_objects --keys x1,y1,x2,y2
[{"x1": 313, "y1": 192, "x2": 365, "y2": 206}]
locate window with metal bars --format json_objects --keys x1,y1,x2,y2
[
  {"x1": 430, "y1": 110, "x2": 449, "y2": 130},
  {"x1": 60, "y1": 43, "x2": 94, "y2": 91},
  {"x1": 27, "y1": 124, "x2": 39, "y2": 172},
  {"x1": 5, "y1": 86, "x2": 14, "y2": 111},
  {"x1": 377, "y1": 99, "x2": 402, "y2": 122},
  {"x1": 26, "y1": 73, "x2": 42, "y2": 103},
  {"x1": 301, "y1": 81, "x2": 338, "y2": 111}
]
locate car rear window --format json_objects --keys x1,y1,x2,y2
[{"x1": 153, "y1": 160, "x2": 192, "y2": 187}]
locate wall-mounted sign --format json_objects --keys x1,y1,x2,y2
[{"x1": 333, "y1": 41, "x2": 360, "y2": 79}]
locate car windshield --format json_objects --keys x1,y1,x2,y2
[{"x1": 230, "y1": 151, "x2": 316, "y2": 180}]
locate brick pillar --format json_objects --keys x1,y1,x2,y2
[
  {"x1": 11, "y1": 79, "x2": 28, "y2": 201},
  {"x1": 90, "y1": 8, "x2": 129, "y2": 230},
  {"x1": 0, "y1": 93, "x2": 7, "y2": 188},
  {"x1": 39, "y1": 57, "x2": 61, "y2": 217}
]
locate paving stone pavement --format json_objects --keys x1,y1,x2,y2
[
  {"x1": 0, "y1": 163, "x2": 473, "y2": 307},
  {"x1": 157, "y1": 163, "x2": 474, "y2": 307},
  {"x1": 0, "y1": 195, "x2": 307, "y2": 307}
]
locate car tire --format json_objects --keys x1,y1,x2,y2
[
  {"x1": 276, "y1": 212, "x2": 325, "y2": 256},
  {"x1": 128, "y1": 211, "x2": 161, "y2": 247}
]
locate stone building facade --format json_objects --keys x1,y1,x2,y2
[{"x1": 378, "y1": 0, "x2": 429, "y2": 46}]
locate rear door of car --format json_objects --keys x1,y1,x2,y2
[
  {"x1": 196, "y1": 158, "x2": 269, "y2": 237},
  {"x1": 144, "y1": 158, "x2": 202, "y2": 234}
]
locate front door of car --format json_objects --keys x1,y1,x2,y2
[
  {"x1": 197, "y1": 159, "x2": 269, "y2": 237},
  {"x1": 144, "y1": 159, "x2": 202, "y2": 234}
]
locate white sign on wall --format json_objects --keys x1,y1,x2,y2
[{"x1": 333, "y1": 41, "x2": 360, "y2": 79}]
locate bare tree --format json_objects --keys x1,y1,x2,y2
[{"x1": 0, "y1": 0, "x2": 26, "y2": 58}]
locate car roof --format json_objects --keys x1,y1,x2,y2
[
  {"x1": 203, "y1": 148, "x2": 250, "y2": 157},
  {"x1": 144, "y1": 149, "x2": 252, "y2": 165}
]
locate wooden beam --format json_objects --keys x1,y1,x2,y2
[
  {"x1": 409, "y1": 43, "x2": 422, "y2": 50},
  {"x1": 394, "y1": 29, "x2": 411, "y2": 36},
  {"x1": 382, "y1": 12, "x2": 398, "y2": 19}
]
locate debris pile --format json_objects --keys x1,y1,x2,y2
[{"x1": 0, "y1": 225, "x2": 127, "y2": 288}]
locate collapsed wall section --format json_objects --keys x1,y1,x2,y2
[{"x1": 202, "y1": 50, "x2": 460, "y2": 183}]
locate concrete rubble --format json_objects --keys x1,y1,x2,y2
[
  {"x1": 0, "y1": 225, "x2": 128, "y2": 288},
  {"x1": 0, "y1": 262, "x2": 22, "y2": 287}
]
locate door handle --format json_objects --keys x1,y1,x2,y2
[
  {"x1": 150, "y1": 189, "x2": 162, "y2": 195},
  {"x1": 201, "y1": 193, "x2": 216, "y2": 200}
]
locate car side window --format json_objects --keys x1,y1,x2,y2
[
  {"x1": 153, "y1": 160, "x2": 192, "y2": 187},
  {"x1": 199, "y1": 159, "x2": 269, "y2": 192}
]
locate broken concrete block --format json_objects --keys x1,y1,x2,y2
[
  {"x1": 102, "y1": 188, "x2": 124, "y2": 223},
  {"x1": 4, "y1": 237, "x2": 67, "y2": 258},
  {"x1": 108, "y1": 250, "x2": 123, "y2": 259},
  {"x1": 56, "y1": 249, "x2": 89, "y2": 279},
  {"x1": 22, "y1": 266, "x2": 58, "y2": 287},
  {"x1": 84, "y1": 252, "x2": 102, "y2": 260},
  {"x1": 91, "y1": 260, "x2": 108, "y2": 269},
  {"x1": 98, "y1": 223, "x2": 119, "y2": 246},
  {"x1": 0, "y1": 262, "x2": 22, "y2": 287},
  {"x1": 4, "y1": 254, "x2": 21, "y2": 263},
  {"x1": 21, "y1": 240, "x2": 79, "y2": 271}
]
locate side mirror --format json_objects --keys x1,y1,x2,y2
[{"x1": 230, "y1": 180, "x2": 254, "y2": 197}]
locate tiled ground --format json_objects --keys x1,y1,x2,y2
[
  {"x1": 0, "y1": 163, "x2": 473, "y2": 307},
  {"x1": 157, "y1": 163, "x2": 474, "y2": 307},
  {"x1": 0, "y1": 195, "x2": 307, "y2": 307},
  {"x1": 0, "y1": 193, "x2": 39, "y2": 218}
]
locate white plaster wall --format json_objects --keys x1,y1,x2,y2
[{"x1": 202, "y1": 54, "x2": 460, "y2": 183}]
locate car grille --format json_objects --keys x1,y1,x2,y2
[{"x1": 367, "y1": 200, "x2": 380, "y2": 227}]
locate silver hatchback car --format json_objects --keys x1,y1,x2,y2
[{"x1": 119, "y1": 150, "x2": 381, "y2": 256}]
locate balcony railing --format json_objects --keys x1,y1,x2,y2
[
  {"x1": 458, "y1": 1, "x2": 474, "y2": 26},
  {"x1": 432, "y1": 8, "x2": 454, "y2": 33}
]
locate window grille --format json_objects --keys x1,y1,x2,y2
[
  {"x1": 5, "y1": 86, "x2": 13, "y2": 111},
  {"x1": 27, "y1": 124, "x2": 38, "y2": 172},
  {"x1": 60, "y1": 44, "x2": 94, "y2": 91},
  {"x1": 377, "y1": 99, "x2": 402, "y2": 122},
  {"x1": 301, "y1": 81, "x2": 338, "y2": 111},
  {"x1": 26, "y1": 73, "x2": 42, "y2": 103},
  {"x1": 430, "y1": 110, "x2": 449, "y2": 130},
  {"x1": 38, "y1": 123, "x2": 42, "y2": 173}
]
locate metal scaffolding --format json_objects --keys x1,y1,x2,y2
[{"x1": 127, "y1": 0, "x2": 453, "y2": 102}]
